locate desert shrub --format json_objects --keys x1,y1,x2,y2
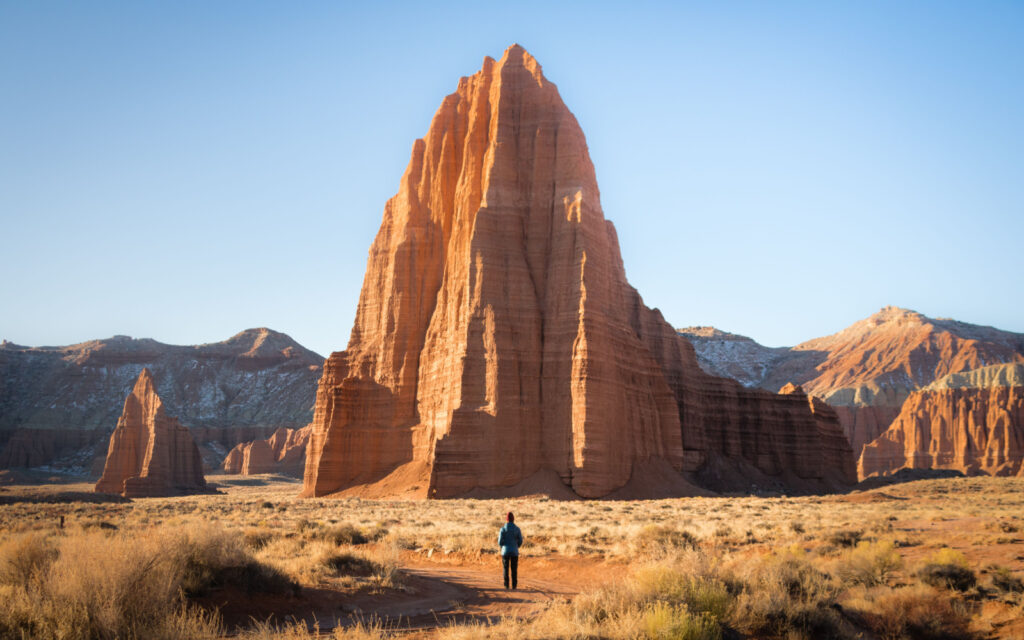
[
  {"x1": 324, "y1": 552, "x2": 378, "y2": 577},
  {"x1": 633, "y1": 525, "x2": 699, "y2": 555},
  {"x1": 244, "y1": 527, "x2": 275, "y2": 550},
  {"x1": 842, "y1": 584, "x2": 976, "y2": 640},
  {"x1": 195, "y1": 561, "x2": 298, "y2": 597},
  {"x1": 569, "y1": 551, "x2": 734, "y2": 638},
  {"x1": 642, "y1": 602, "x2": 721, "y2": 640},
  {"x1": 0, "y1": 532, "x2": 57, "y2": 586},
  {"x1": 729, "y1": 554, "x2": 847, "y2": 639},
  {"x1": 174, "y1": 526, "x2": 298, "y2": 597},
  {"x1": 928, "y1": 548, "x2": 968, "y2": 567},
  {"x1": 11, "y1": 530, "x2": 194, "y2": 639},
  {"x1": 827, "y1": 530, "x2": 863, "y2": 548},
  {"x1": 367, "y1": 541, "x2": 403, "y2": 588},
  {"x1": 631, "y1": 564, "x2": 732, "y2": 620},
  {"x1": 918, "y1": 564, "x2": 977, "y2": 592},
  {"x1": 836, "y1": 540, "x2": 902, "y2": 587},
  {"x1": 991, "y1": 567, "x2": 1024, "y2": 593},
  {"x1": 789, "y1": 520, "x2": 805, "y2": 534},
  {"x1": 365, "y1": 525, "x2": 389, "y2": 542},
  {"x1": 918, "y1": 548, "x2": 976, "y2": 592},
  {"x1": 0, "y1": 523, "x2": 298, "y2": 639},
  {"x1": 295, "y1": 518, "x2": 318, "y2": 533},
  {"x1": 320, "y1": 523, "x2": 369, "y2": 545},
  {"x1": 998, "y1": 520, "x2": 1018, "y2": 533},
  {"x1": 236, "y1": 618, "x2": 390, "y2": 639}
]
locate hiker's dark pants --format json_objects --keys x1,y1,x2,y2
[{"x1": 502, "y1": 554, "x2": 518, "y2": 589}]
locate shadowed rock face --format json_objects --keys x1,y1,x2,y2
[
  {"x1": 222, "y1": 425, "x2": 311, "y2": 476},
  {"x1": 95, "y1": 369, "x2": 206, "y2": 497},
  {"x1": 859, "y1": 386, "x2": 1024, "y2": 478},
  {"x1": 302, "y1": 45, "x2": 856, "y2": 499}
]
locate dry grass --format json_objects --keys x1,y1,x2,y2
[{"x1": 0, "y1": 475, "x2": 1022, "y2": 638}]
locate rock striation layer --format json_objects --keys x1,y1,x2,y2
[
  {"x1": 0, "y1": 328, "x2": 322, "y2": 473},
  {"x1": 95, "y1": 369, "x2": 207, "y2": 497},
  {"x1": 680, "y1": 308, "x2": 1024, "y2": 459},
  {"x1": 222, "y1": 425, "x2": 311, "y2": 476},
  {"x1": 859, "y1": 386, "x2": 1024, "y2": 478},
  {"x1": 302, "y1": 45, "x2": 856, "y2": 499}
]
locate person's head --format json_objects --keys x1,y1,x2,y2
[{"x1": 507, "y1": 511, "x2": 515, "y2": 523}]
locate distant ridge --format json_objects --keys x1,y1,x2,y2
[
  {"x1": 0, "y1": 328, "x2": 324, "y2": 475},
  {"x1": 679, "y1": 307, "x2": 1024, "y2": 459}
]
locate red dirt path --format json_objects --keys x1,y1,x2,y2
[{"x1": 210, "y1": 554, "x2": 625, "y2": 635}]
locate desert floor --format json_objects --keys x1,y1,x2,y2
[{"x1": 1, "y1": 474, "x2": 1022, "y2": 639}]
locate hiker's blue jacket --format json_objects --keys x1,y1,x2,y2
[{"x1": 498, "y1": 522, "x2": 523, "y2": 557}]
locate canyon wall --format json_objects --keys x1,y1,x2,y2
[{"x1": 859, "y1": 386, "x2": 1024, "y2": 478}]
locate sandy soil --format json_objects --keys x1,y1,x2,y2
[{"x1": 209, "y1": 553, "x2": 621, "y2": 634}]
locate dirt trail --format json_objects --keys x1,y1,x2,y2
[{"x1": 215, "y1": 555, "x2": 617, "y2": 635}]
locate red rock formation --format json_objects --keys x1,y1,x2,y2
[
  {"x1": 302, "y1": 45, "x2": 856, "y2": 499},
  {"x1": 859, "y1": 386, "x2": 1024, "y2": 478},
  {"x1": 788, "y1": 307, "x2": 1024, "y2": 457},
  {"x1": 223, "y1": 425, "x2": 311, "y2": 476},
  {"x1": 831, "y1": 406, "x2": 902, "y2": 459},
  {"x1": 95, "y1": 369, "x2": 206, "y2": 497},
  {"x1": 680, "y1": 308, "x2": 1024, "y2": 461}
]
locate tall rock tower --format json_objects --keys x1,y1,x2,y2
[
  {"x1": 95, "y1": 368, "x2": 206, "y2": 497},
  {"x1": 303, "y1": 45, "x2": 855, "y2": 498}
]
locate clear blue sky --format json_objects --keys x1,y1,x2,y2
[{"x1": 2, "y1": 1, "x2": 1022, "y2": 357}]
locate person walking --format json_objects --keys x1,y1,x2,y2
[{"x1": 498, "y1": 511, "x2": 523, "y2": 590}]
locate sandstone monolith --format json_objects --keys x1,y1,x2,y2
[
  {"x1": 302, "y1": 45, "x2": 856, "y2": 499},
  {"x1": 95, "y1": 369, "x2": 206, "y2": 497}
]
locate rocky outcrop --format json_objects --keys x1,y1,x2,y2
[
  {"x1": 301, "y1": 45, "x2": 856, "y2": 500},
  {"x1": 678, "y1": 327, "x2": 791, "y2": 388},
  {"x1": 859, "y1": 386, "x2": 1024, "y2": 478},
  {"x1": 680, "y1": 308, "x2": 1024, "y2": 460},
  {"x1": 95, "y1": 369, "x2": 207, "y2": 497},
  {"x1": 924, "y1": 363, "x2": 1024, "y2": 392},
  {"x1": 830, "y1": 405, "x2": 903, "y2": 459},
  {"x1": 0, "y1": 328, "x2": 322, "y2": 473},
  {"x1": 222, "y1": 425, "x2": 311, "y2": 476}
]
